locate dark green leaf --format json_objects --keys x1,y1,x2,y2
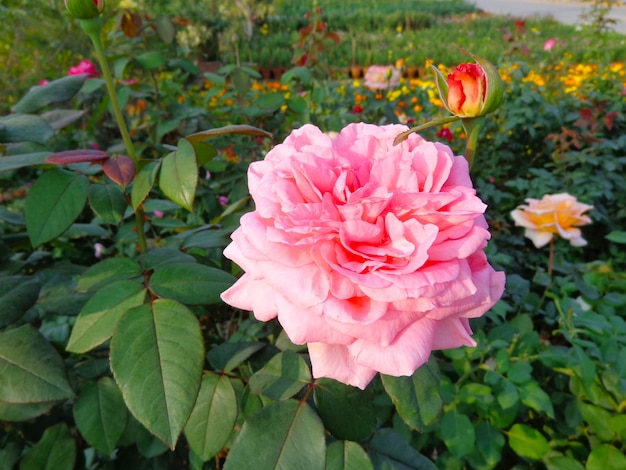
[
  {"x1": 185, "y1": 373, "x2": 238, "y2": 461},
  {"x1": 40, "y1": 109, "x2": 86, "y2": 130},
  {"x1": 314, "y1": 378, "x2": 378, "y2": 441},
  {"x1": 474, "y1": 422, "x2": 505, "y2": 468},
  {"x1": 0, "y1": 275, "x2": 41, "y2": 328},
  {"x1": 12, "y1": 74, "x2": 87, "y2": 113},
  {"x1": 606, "y1": 231, "x2": 626, "y2": 244},
  {"x1": 518, "y1": 380, "x2": 555, "y2": 418},
  {"x1": 185, "y1": 124, "x2": 272, "y2": 144},
  {"x1": 66, "y1": 280, "x2": 147, "y2": 353},
  {"x1": 0, "y1": 401, "x2": 54, "y2": 422},
  {"x1": 0, "y1": 114, "x2": 53, "y2": 144},
  {"x1": 0, "y1": 325, "x2": 74, "y2": 403},
  {"x1": 224, "y1": 400, "x2": 325, "y2": 470},
  {"x1": 368, "y1": 428, "x2": 436, "y2": 470},
  {"x1": 88, "y1": 183, "x2": 128, "y2": 225},
  {"x1": 131, "y1": 160, "x2": 160, "y2": 210},
  {"x1": 19, "y1": 423, "x2": 76, "y2": 470},
  {"x1": 135, "y1": 51, "x2": 166, "y2": 69},
  {"x1": 441, "y1": 411, "x2": 475, "y2": 457},
  {"x1": 249, "y1": 351, "x2": 311, "y2": 400},
  {"x1": 207, "y1": 342, "x2": 266, "y2": 372},
  {"x1": 136, "y1": 247, "x2": 196, "y2": 269},
  {"x1": 110, "y1": 299, "x2": 204, "y2": 448},
  {"x1": 76, "y1": 257, "x2": 143, "y2": 292},
  {"x1": 508, "y1": 423, "x2": 551, "y2": 460},
  {"x1": 149, "y1": 261, "x2": 235, "y2": 304},
  {"x1": 25, "y1": 169, "x2": 89, "y2": 246},
  {"x1": 326, "y1": 441, "x2": 373, "y2": 470},
  {"x1": 159, "y1": 139, "x2": 197, "y2": 211},
  {"x1": 381, "y1": 358, "x2": 442, "y2": 431},
  {"x1": 73, "y1": 378, "x2": 128, "y2": 454}
]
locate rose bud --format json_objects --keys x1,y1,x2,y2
[{"x1": 64, "y1": 0, "x2": 105, "y2": 19}]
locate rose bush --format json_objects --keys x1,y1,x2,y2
[
  {"x1": 222, "y1": 122, "x2": 505, "y2": 389},
  {"x1": 510, "y1": 192, "x2": 593, "y2": 248}
]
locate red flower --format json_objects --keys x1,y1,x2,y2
[
  {"x1": 352, "y1": 105, "x2": 364, "y2": 114},
  {"x1": 436, "y1": 128, "x2": 454, "y2": 141}
]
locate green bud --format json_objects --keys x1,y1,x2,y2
[{"x1": 64, "y1": 0, "x2": 105, "y2": 20}]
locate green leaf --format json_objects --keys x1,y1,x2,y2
[
  {"x1": 368, "y1": 428, "x2": 436, "y2": 470},
  {"x1": 314, "y1": 378, "x2": 378, "y2": 441},
  {"x1": 441, "y1": 411, "x2": 475, "y2": 458},
  {"x1": 149, "y1": 261, "x2": 235, "y2": 304},
  {"x1": 579, "y1": 403, "x2": 615, "y2": 442},
  {"x1": 606, "y1": 231, "x2": 626, "y2": 244},
  {"x1": 159, "y1": 139, "x2": 197, "y2": 211},
  {"x1": 136, "y1": 247, "x2": 196, "y2": 269},
  {"x1": 73, "y1": 378, "x2": 128, "y2": 454},
  {"x1": 326, "y1": 441, "x2": 373, "y2": 470},
  {"x1": 474, "y1": 422, "x2": 505, "y2": 468},
  {"x1": 131, "y1": 160, "x2": 160, "y2": 210},
  {"x1": 12, "y1": 74, "x2": 87, "y2": 113},
  {"x1": 19, "y1": 423, "x2": 76, "y2": 470},
  {"x1": 0, "y1": 275, "x2": 41, "y2": 328},
  {"x1": 185, "y1": 373, "x2": 238, "y2": 461},
  {"x1": 66, "y1": 280, "x2": 147, "y2": 353},
  {"x1": 76, "y1": 257, "x2": 143, "y2": 292},
  {"x1": 0, "y1": 114, "x2": 54, "y2": 144},
  {"x1": 110, "y1": 299, "x2": 204, "y2": 448},
  {"x1": 135, "y1": 51, "x2": 166, "y2": 69},
  {"x1": 0, "y1": 400, "x2": 54, "y2": 422},
  {"x1": 586, "y1": 444, "x2": 626, "y2": 470},
  {"x1": 40, "y1": 109, "x2": 86, "y2": 130},
  {"x1": 0, "y1": 325, "x2": 74, "y2": 404},
  {"x1": 207, "y1": 341, "x2": 265, "y2": 372},
  {"x1": 507, "y1": 423, "x2": 551, "y2": 460},
  {"x1": 224, "y1": 400, "x2": 325, "y2": 470},
  {"x1": 185, "y1": 124, "x2": 272, "y2": 144},
  {"x1": 381, "y1": 358, "x2": 442, "y2": 431},
  {"x1": 543, "y1": 454, "x2": 584, "y2": 470},
  {"x1": 248, "y1": 351, "x2": 311, "y2": 400},
  {"x1": 0, "y1": 152, "x2": 50, "y2": 173},
  {"x1": 25, "y1": 169, "x2": 89, "y2": 247},
  {"x1": 518, "y1": 380, "x2": 555, "y2": 418},
  {"x1": 88, "y1": 183, "x2": 128, "y2": 225}
]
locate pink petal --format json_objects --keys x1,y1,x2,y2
[{"x1": 309, "y1": 342, "x2": 377, "y2": 390}]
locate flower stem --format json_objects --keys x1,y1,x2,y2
[
  {"x1": 80, "y1": 18, "x2": 147, "y2": 253},
  {"x1": 460, "y1": 116, "x2": 485, "y2": 168}
]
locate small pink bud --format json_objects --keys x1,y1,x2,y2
[
  {"x1": 219, "y1": 196, "x2": 229, "y2": 206},
  {"x1": 543, "y1": 39, "x2": 556, "y2": 51}
]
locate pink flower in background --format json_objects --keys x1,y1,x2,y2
[
  {"x1": 218, "y1": 196, "x2": 229, "y2": 206},
  {"x1": 152, "y1": 210, "x2": 164, "y2": 218},
  {"x1": 38, "y1": 79, "x2": 49, "y2": 86},
  {"x1": 364, "y1": 65, "x2": 401, "y2": 90},
  {"x1": 94, "y1": 243, "x2": 105, "y2": 258},
  {"x1": 221, "y1": 123, "x2": 505, "y2": 389},
  {"x1": 543, "y1": 39, "x2": 556, "y2": 51},
  {"x1": 510, "y1": 193, "x2": 593, "y2": 248},
  {"x1": 68, "y1": 59, "x2": 99, "y2": 77}
]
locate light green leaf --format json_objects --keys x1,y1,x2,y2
[
  {"x1": 381, "y1": 358, "x2": 442, "y2": 431},
  {"x1": 326, "y1": 441, "x2": 373, "y2": 470},
  {"x1": 606, "y1": 231, "x2": 626, "y2": 244},
  {"x1": 159, "y1": 138, "x2": 197, "y2": 211},
  {"x1": 224, "y1": 400, "x2": 325, "y2": 470},
  {"x1": 12, "y1": 74, "x2": 87, "y2": 113},
  {"x1": 185, "y1": 124, "x2": 272, "y2": 144},
  {"x1": 441, "y1": 411, "x2": 475, "y2": 458},
  {"x1": 110, "y1": 299, "x2": 204, "y2": 448},
  {"x1": 0, "y1": 114, "x2": 53, "y2": 144},
  {"x1": 76, "y1": 257, "x2": 143, "y2": 292},
  {"x1": 185, "y1": 373, "x2": 238, "y2": 461},
  {"x1": 25, "y1": 169, "x2": 89, "y2": 247},
  {"x1": 543, "y1": 453, "x2": 584, "y2": 470},
  {"x1": 66, "y1": 280, "x2": 147, "y2": 353},
  {"x1": 73, "y1": 378, "x2": 128, "y2": 454},
  {"x1": 19, "y1": 423, "x2": 76, "y2": 470},
  {"x1": 0, "y1": 325, "x2": 74, "y2": 404},
  {"x1": 148, "y1": 261, "x2": 235, "y2": 304},
  {"x1": 579, "y1": 403, "x2": 615, "y2": 442},
  {"x1": 586, "y1": 444, "x2": 626, "y2": 470},
  {"x1": 508, "y1": 423, "x2": 551, "y2": 460},
  {"x1": 131, "y1": 160, "x2": 160, "y2": 210},
  {"x1": 519, "y1": 380, "x2": 555, "y2": 418},
  {"x1": 88, "y1": 183, "x2": 128, "y2": 225},
  {"x1": 135, "y1": 51, "x2": 166, "y2": 69},
  {"x1": 248, "y1": 351, "x2": 311, "y2": 400}
]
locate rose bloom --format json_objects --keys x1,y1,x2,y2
[
  {"x1": 511, "y1": 193, "x2": 593, "y2": 248},
  {"x1": 68, "y1": 59, "x2": 99, "y2": 77},
  {"x1": 447, "y1": 63, "x2": 487, "y2": 117},
  {"x1": 363, "y1": 65, "x2": 401, "y2": 90},
  {"x1": 221, "y1": 123, "x2": 504, "y2": 388}
]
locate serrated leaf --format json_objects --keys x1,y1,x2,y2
[
  {"x1": 381, "y1": 358, "x2": 442, "y2": 431},
  {"x1": 314, "y1": 378, "x2": 378, "y2": 441},
  {"x1": 159, "y1": 139, "x2": 197, "y2": 211},
  {"x1": 0, "y1": 114, "x2": 53, "y2": 144},
  {"x1": 76, "y1": 258, "x2": 143, "y2": 292},
  {"x1": 185, "y1": 373, "x2": 238, "y2": 461},
  {"x1": 0, "y1": 275, "x2": 41, "y2": 328},
  {"x1": 441, "y1": 411, "x2": 475, "y2": 458},
  {"x1": 102, "y1": 155, "x2": 135, "y2": 188},
  {"x1": 149, "y1": 261, "x2": 235, "y2": 304},
  {"x1": 248, "y1": 351, "x2": 311, "y2": 400},
  {"x1": 88, "y1": 183, "x2": 128, "y2": 225},
  {"x1": 25, "y1": 169, "x2": 89, "y2": 247},
  {"x1": 66, "y1": 280, "x2": 147, "y2": 353},
  {"x1": 207, "y1": 342, "x2": 265, "y2": 372},
  {"x1": 186, "y1": 124, "x2": 272, "y2": 144},
  {"x1": 0, "y1": 152, "x2": 50, "y2": 173},
  {"x1": 368, "y1": 428, "x2": 436, "y2": 470},
  {"x1": 326, "y1": 441, "x2": 373, "y2": 470},
  {"x1": 12, "y1": 74, "x2": 87, "y2": 113},
  {"x1": 131, "y1": 160, "x2": 160, "y2": 210},
  {"x1": 0, "y1": 325, "x2": 74, "y2": 404},
  {"x1": 73, "y1": 378, "x2": 128, "y2": 455},
  {"x1": 224, "y1": 400, "x2": 325, "y2": 470},
  {"x1": 19, "y1": 423, "x2": 76, "y2": 470},
  {"x1": 586, "y1": 444, "x2": 626, "y2": 470},
  {"x1": 110, "y1": 299, "x2": 204, "y2": 448},
  {"x1": 508, "y1": 423, "x2": 551, "y2": 460}
]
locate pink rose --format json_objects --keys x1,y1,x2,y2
[
  {"x1": 221, "y1": 123, "x2": 505, "y2": 389},
  {"x1": 543, "y1": 39, "x2": 556, "y2": 51},
  {"x1": 510, "y1": 193, "x2": 593, "y2": 248},
  {"x1": 363, "y1": 65, "x2": 401, "y2": 90},
  {"x1": 68, "y1": 59, "x2": 99, "y2": 77}
]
